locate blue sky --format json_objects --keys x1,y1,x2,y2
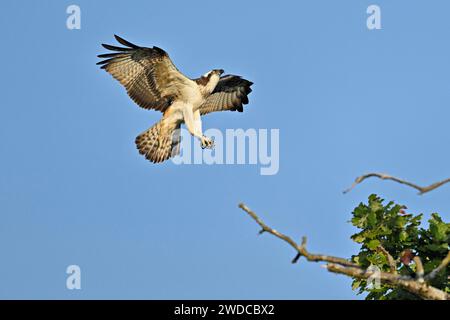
[{"x1": 0, "y1": 0, "x2": 449, "y2": 299}]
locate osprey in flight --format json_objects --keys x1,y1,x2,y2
[{"x1": 97, "y1": 35, "x2": 253, "y2": 163}]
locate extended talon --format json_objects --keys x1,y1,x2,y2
[{"x1": 201, "y1": 136, "x2": 214, "y2": 149}]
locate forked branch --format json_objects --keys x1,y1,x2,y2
[
  {"x1": 343, "y1": 173, "x2": 450, "y2": 195},
  {"x1": 238, "y1": 203, "x2": 357, "y2": 267},
  {"x1": 239, "y1": 203, "x2": 449, "y2": 300}
]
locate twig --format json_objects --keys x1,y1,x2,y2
[
  {"x1": 238, "y1": 203, "x2": 357, "y2": 267},
  {"x1": 413, "y1": 256, "x2": 425, "y2": 282},
  {"x1": 425, "y1": 251, "x2": 450, "y2": 281},
  {"x1": 326, "y1": 264, "x2": 448, "y2": 300},
  {"x1": 377, "y1": 245, "x2": 397, "y2": 274},
  {"x1": 343, "y1": 173, "x2": 450, "y2": 195},
  {"x1": 239, "y1": 203, "x2": 449, "y2": 300}
]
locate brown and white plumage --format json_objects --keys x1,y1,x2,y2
[
  {"x1": 135, "y1": 119, "x2": 181, "y2": 163},
  {"x1": 199, "y1": 75, "x2": 253, "y2": 115},
  {"x1": 97, "y1": 35, "x2": 253, "y2": 163}
]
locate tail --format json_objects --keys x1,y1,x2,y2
[{"x1": 135, "y1": 119, "x2": 181, "y2": 163}]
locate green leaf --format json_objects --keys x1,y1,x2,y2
[
  {"x1": 352, "y1": 280, "x2": 361, "y2": 291},
  {"x1": 367, "y1": 210, "x2": 377, "y2": 227},
  {"x1": 352, "y1": 233, "x2": 366, "y2": 243},
  {"x1": 399, "y1": 231, "x2": 408, "y2": 242},
  {"x1": 350, "y1": 195, "x2": 449, "y2": 299},
  {"x1": 367, "y1": 240, "x2": 381, "y2": 250},
  {"x1": 429, "y1": 214, "x2": 448, "y2": 241}
]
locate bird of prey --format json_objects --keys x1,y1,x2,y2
[{"x1": 97, "y1": 35, "x2": 253, "y2": 163}]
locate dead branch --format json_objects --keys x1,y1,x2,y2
[
  {"x1": 238, "y1": 203, "x2": 357, "y2": 267},
  {"x1": 326, "y1": 264, "x2": 448, "y2": 300},
  {"x1": 425, "y1": 251, "x2": 450, "y2": 281},
  {"x1": 377, "y1": 245, "x2": 397, "y2": 275},
  {"x1": 413, "y1": 256, "x2": 425, "y2": 282},
  {"x1": 239, "y1": 203, "x2": 449, "y2": 300},
  {"x1": 343, "y1": 173, "x2": 450, "y2": 195}
]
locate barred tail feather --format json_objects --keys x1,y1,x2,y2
[{"x1": 135, "y1": 120, "x2": 181, "y2": 163}]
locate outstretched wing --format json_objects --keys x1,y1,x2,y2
[
  {"x1": 97, "y1": 35, "x2": 192, "y2": 112},
  {"x1": 199, "y1": 75, "x2": 253, "y2": 115}
]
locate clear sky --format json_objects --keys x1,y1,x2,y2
[{"x1": 1, "y1": 0, "x2": 449, "y2": 299}]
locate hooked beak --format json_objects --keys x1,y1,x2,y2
[{"x1": 217, "y1": 69, "x2": 224, "y2": 75}]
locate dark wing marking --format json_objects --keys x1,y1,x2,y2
[
  {"x1": 97, "y1": 35, "x2": 191, "y2": 112},
  {"x1": 199, "y1": 75, "x2": 253, "y2": 115}
]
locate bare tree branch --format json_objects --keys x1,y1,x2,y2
[
  {"x1": 239, "y1": 203, "x2": 449, "y2": 300},
  {"x1": 425, "y1": 251, "x2": 450, "y2": 281},
  {"x1": 377, "y1": 245, "x2": 397, "y2": 275},
  {"x1": 343, "y1": 173, "x2": 450, "y2": 195},
  {"x1": 413, "y1": 256, "x2": 425, "y2": 282},
  {"x1": 326, "y1": 263, "x2": 448, "y2": 300},
  {"x1": 238, "y1": 203, "x2": 357, "y2": 267}
]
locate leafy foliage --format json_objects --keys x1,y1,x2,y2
[{"x1": 350, "y1": 194, "x2": 449, "y2": 300}]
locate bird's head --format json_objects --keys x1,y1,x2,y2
[
  {"x1": 198, "y1": 69, "x2": 224, "y2": 95},
  {"x1": 202, "y1": 69, "x2": 224, "y2": 78}
]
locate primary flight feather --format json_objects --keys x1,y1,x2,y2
[{"x1": 97, "y1": 35, "x2": 253, "y2": 163}]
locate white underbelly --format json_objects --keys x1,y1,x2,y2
[
  {"x1": 181, "y1": 82, "x2": 204, "y2": 107},
  {"x1": 164, "y1": 83, "x2": 204, "y2": 122},
  {"x1": 166, "y1": 101, "x2": 188, "y2": 121}
]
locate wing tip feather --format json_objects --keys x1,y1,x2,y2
[{"x1": 114, "y1": 34, "x2": 140, "y2": 49}]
